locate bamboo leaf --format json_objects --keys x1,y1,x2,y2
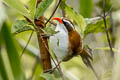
[
  {"x1": 0, "y1": 52, "x2": 8, "y2": 80},
  {"x1": 0, "y1": 49, "x2": 15, "y2": 80},
  {"x1": 0, "y1": 2, "x2": 6, "y2": 31},
  {"x1": 1, "y1": 23, "x2": 25, "y2": 80},
  {"x1": 35, "y1": 0, "x2": 53, "y2": 19},
  {"x1": 3, "y1": 0, "x2": 29, "y2": 18}
]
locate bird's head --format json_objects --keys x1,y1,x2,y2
[{"x1": 52, "y1": 17, "x2": 75, "y2": 31}]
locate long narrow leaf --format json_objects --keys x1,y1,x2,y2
[
  {"x1": 0, "y1": 49, "x2": 15, "y2": 80},
  {"x1": 3, "y1": 0, "x2": 29, "y2": 18},
  {"x1": 1, "y1": 23, "x2": 25, "y2": 80}
]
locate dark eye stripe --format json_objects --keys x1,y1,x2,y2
[{"x1": 62, "y1": 19, "x2": 75, "y2": 29}]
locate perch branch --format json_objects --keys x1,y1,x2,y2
[
  {"x1": 35, "y1": 0, "x2": 52, "y2": 72},
  {"x1": 39, "y1": 34, "x2": 65, "y2": 80},
  {"x1": 61, "y1": 1, "x2": 66, "y2": 17}
]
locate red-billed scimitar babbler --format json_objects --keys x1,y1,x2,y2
[
  {"x1": 50, "y1": 17, "x2": 93, "y2": 66},
  {"x1": 49, "y1": 17, "x2": 99, "y2": 79}
]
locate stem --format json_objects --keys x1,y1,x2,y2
[
  {"x1": 20, "y1": 31, "x2": 34, "y2": 57},
  {"x1": 44, "y1": 17, "x2": 57, "y2": 26},
  {"x1": 36, "y1": 1, "x2": 64, "y2": 79},
  {"x1": 36, "y1": 0, "x2": 52, "y2": 72},
  {"x1": 53, "y1": 53, "x2": 65, "y2": 80},
  {"x1": 39, "y1": 34, "x2": 65, "y2": 80},
  {"x1": 61, "y1": 1, "x2": 66, "y2": 17},
  {"x1": 102, "y1": 0, "x2": 114, "y2": 57},
  {"x1": 45, "y1": 0, "x2": 62, "y2": 25}
]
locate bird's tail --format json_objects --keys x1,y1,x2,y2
[{"x1": 80, "y1": 49, "x2": 99, "y2": 80}]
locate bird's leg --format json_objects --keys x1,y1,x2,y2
[
  {"x1": 83, "y1": 45, "x2": 93, "y2": 57},
  {"x1": 44, "y1": 61, "x2": 62, "y2": 73},
  {"x1": 39, "y1": 33, "x2": 50, "y2": 38}
]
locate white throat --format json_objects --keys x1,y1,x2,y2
[{"x1": 49, "y1": 23, "x2": 69, "y2": 61}]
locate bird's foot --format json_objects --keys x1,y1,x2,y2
[
  {"x1": 44, "y1": 67, "x2": 56, "y2": 73},
  {"x1": 44, "y1": 61, "x2": 61, "y2": 73},
  {"x1": 40, "y1": 33, "x2": 50, "y2": 38}
]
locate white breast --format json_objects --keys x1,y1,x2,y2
[{"x1": 49, "y1": 23, "x2": 69, "y2": 61}]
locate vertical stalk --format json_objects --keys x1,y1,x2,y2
[
  {"x1": 102, "y1": 0, "x2": 114, "y2": 57},
  {"x1": 35, "y1": 0, "x2": 52, "y2": 72}
]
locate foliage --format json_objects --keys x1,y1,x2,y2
[
  {"x1": 97, "y1": 0, "x2": 112, "y2": 11},
  {"x1": 27, "y1": 0, "x2": 37, "y2": 21},
  {"x1": 79, "y1": 0, "x2": 93, "y2": 18},
  {"x1": 35, "y1": 0, "x2": 53, "y2": 19},
  {"x1": 40, "y1": 73, "x2": 56, "y2": 80},
  {"x1": 43, "y1": 26, "x2": 59, "y2": 36},
  {"x1": 0, "y1": 23, "x2": 25, "y2": 80},
  {"x1": 1, "y1": 0, "x2": 119, "y2": 80},
  {"x1": 12, "y1": 20, "x2": 34, "y2": 34},
  {"x1": 64, "y1": 3, "x2": 87, "y2": 34},
  {"x1": 3, "y1": 0, "x2": 29, "y2": 19},
  {"x1": 84, "y1": 17, "x2": 110, "y2": 37}
]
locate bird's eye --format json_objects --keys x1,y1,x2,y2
[
  {"x1": 64, "y1": 21, "x2": 69, "y2": 26},
  {"x1": 62, "y1": 19, "x2": 75, "y2": 30}
]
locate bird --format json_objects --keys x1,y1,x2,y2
[{"x1": 49, "y1": 17, "x2": 93, "y2": 67}]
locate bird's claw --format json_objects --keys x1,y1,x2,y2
[{"x1": 40, "y1": 33, "x2": 50, "y2": 38}]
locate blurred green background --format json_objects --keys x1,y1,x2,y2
[{"x1": 0, "y1": 0, "x2": 120, "y2": 80}]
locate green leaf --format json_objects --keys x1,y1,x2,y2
[
  {"x1": 84, "y1": 17, "x2": 110, "y2": 36},
  {"x1": 97, "y1": 0, "x2": 112, "y2": 11},
  {"x1": 1, "y1": 23, "x2": 25, "y2": 80},
  {"x1": 79, "y1": 0, "x2": 93, "y2": 18},
  {"x1": 85, "y1": 17, "x2": 101, "y2": 24},
  {"x1": 0, "y1": 49, "x2": 15, "y2": 80},
  {"x1": 0, "y1": 2, "x2": 6, "y2": 31},
  {"x1": 64, "y1": 4, "x2": 87, "y2": 34},
  {"x1": 0, "y1": 52, "x2": 9, "y2": 80},
  {"x1": 40, "y1": 73, "x2": 56, "y2": 80},
  {"x1": 33, "y1": 63, "x2": 44, "y2": 80},
  {"x1": 35, "y1": 0, "x2": 53, "y2": 19},
  {"x1": 27, "y1": 0, "x2": 37, "y2": 21},
  {"x1": 12, "y1": 20, "x2": 34, "y2": 34},
  {"x1": 43, "y1": 26, "x2": 59, "y2": 36},
  {"x1": 3, "y1": 0, "x2": 29, "y2": 18}
]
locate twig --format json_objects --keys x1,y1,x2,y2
[
  {"x1": 20, "y1": 31, "x2": 34, "y2": 57},
  {"x1": 45, "y1": 0, "x2": 62, "y2": 25},
  {"x1": 102, "y1": 0, "x2": 114, "y2": 57},
  {"x1": 44, "y1": 17, "x2": 57, "y2": 26},
  {"x1": 105, "y1": 5, "x2": 113, "y2": 17},
  {"x1": 89, "y1": 64, "x2": 100, "y2": 80},
  {"x1": 61, "y1": 1, "x2": 66, "y2": 17},
  {"x1": 53, "y1": 52, "x2": 65, "y2": 80},
  {"x1": 36, "y1": 0, "x2": 52, "y2": 72}
]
